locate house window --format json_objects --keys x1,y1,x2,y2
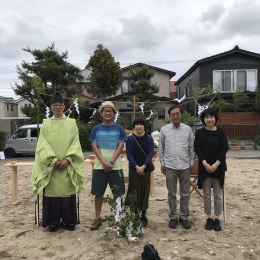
[
  {"x1": 24, "y1": 104, "x2": 32, "y2": 108},
  {"x1": 157, "y1": 108, "x2": 165, "y2": 120},
  {"x1": 7, "y1": 104, "x2": 9, "y2": 111},
  {"x1": 11, "y1": 105, "x2": 14, "y2": 111},
  {"x1": 122, "y1": 79, "x2": 133, "y2": 93},
  {"x1": 213, "y1": 69, "x2": 257, "y2": 92},
  {"x1": 186, "y1": 80, "x2": 192, "y2": 97}
]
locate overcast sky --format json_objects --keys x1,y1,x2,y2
[{"x1": 1, "y1": 0, "x2": 260, "y2": 99}]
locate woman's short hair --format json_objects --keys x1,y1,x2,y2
[
  {"x1": 200, "y1": 108, "x2": 219, "y2": 125},
  {"x1": 132, "y1": 117, "x2": 146, "y2": 128}
]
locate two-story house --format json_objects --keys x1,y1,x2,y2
[
  {"x1": 175, "y1": 45, "x2": 260, "y2": 114},
  {"x1": 80, "y1": 63, "x2": 176, "y2": 131},
  {"x1": 0, "y1": 96, "x2": 18, "y2": 136},
  {"x1": 16, "y1": 98, "x2": 33, "y2": 117}
]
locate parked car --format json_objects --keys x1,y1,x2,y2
[{"x1": 4, "y1": 124, "x2": 42, "y2": 158}]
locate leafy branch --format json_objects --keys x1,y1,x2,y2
[{"x1": 101, "y1": 186, "x2": 143, "y2": 240}]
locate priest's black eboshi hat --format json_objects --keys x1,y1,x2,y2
[{"x1": 51, "y1": 91, "x2": 64, "y2": 104}]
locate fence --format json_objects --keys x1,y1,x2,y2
[{"x1": 221, "y1": 124, "x2": 260, "y2": 139}]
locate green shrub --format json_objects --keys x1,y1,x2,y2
[
  {"x1": 211, "y1": 98, "x2": 233, "y2": 112},
  {"x1": 255, "y1": 135, "x2": 260, "y2": 150},
  {"x1": 255, "y1": 87, "x2": 260, "y2": 111},
  {"x1": 0, "y1": 130, "x2": 8, "y2": 150},
  {"x1": 76, "y1": 120, "x2": 93, "y2": 151},
  {"x1": 232, "y1": 91, "x2": 249, "y2": 112}
]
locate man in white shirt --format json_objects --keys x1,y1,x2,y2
[{"x1": 159, "y1": 105, "x2": 195, "y2": 229}]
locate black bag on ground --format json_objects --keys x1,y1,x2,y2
[{"x1": 141, "y1": 244, "x2": 161, "y2": 260}]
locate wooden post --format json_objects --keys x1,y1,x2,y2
[{"x1": 11, "y1": 165, "x2": 18, "y2": 204}]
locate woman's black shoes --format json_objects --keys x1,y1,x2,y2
[
  {"x1": 205, "y1": 218, "x2": 214, "y2": 230},
  {"x1": 205, "y1": 218, "x2": 221, "y2": 231},
  {"x1": 213, "y1": 218, "x2": 221, "y2": 231}
]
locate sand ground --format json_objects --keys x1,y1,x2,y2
[{"x1": 0, "y1": 156, "x2": 259, "y2": 260}]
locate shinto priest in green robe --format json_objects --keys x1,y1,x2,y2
[{"x1": 31, "y1": 117, "x2": 84, "y2": 228}]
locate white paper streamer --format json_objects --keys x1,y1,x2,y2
[
  {"x1": 73, "y1": 98, "x2": 80, "y2": 114},
  {"x1": 45, "y1": 106, "x2": 50, "y2": 118},
  {"x1": 174, "y1": 94, "x2": 186, "y2": 103},
  {"x1": 114, "y1": 111, "x2": 119, "y2": 122},
  {"x1": 114, "y1": 197, "x2": 122, "y2": 222},
  {"x1": 139, "y1": 102, "x2": 144, "y2": 114},
  {"x1": 67, "y1": 109, "x2": 72, "y2": 118},
  {"x1": 198, "y1": 104, "x2": 208, "y2": 115},
  {"x1": 126, "y1": 221, "x2": 133, "y2": 240},
  {"x1": 90, "y1": 108, "x2": 96, "y2": 118},
  {"x1": 146, "y1": 110, "x2": 154, "y2": 120}
]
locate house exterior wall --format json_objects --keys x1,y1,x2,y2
[
  {"x1": 17, "y1": 99, "x2": 32, "y2": 117},
  {"x1": 0, "y1": 101, "x2": 18, "y2": 117},
  {"x1": 152, "y1": 71, "x2": 171, "y2": 97},
  {"x1": 178, "y1": 67, "x2": 200, "y2": 98},
  {"x1": 0, "y1": 120, "x2": 10, "y2": 135},
  {"x1": 177, "y1": 67, "x2": 200, "y2": 114},
  {"x1": 0, "y1": 101, "x2": 5, "y2": 117},
  {"x1": 118, "y1": 69, "x2": 171, "y2": 97},
  {"x1": 0, "y1": 119, "x2": 27, "y2": 136}
]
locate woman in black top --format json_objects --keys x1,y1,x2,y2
[
  {"x1": 194, "y1": 108, "x2": 228, "y2": 231},
  {"x1": 126, "y1": 117, "x2": 154, "y2": 226}
]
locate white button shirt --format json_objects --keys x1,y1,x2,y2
[{"x1": 158, "y1": 122, "x2": 195, "y2": 170}]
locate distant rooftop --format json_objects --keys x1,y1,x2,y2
[{"x1": 0, "y1": 96, "x2": 16, "y2": 103}]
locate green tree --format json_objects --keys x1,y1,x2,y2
[
  {"x1": 128, "y1": 65, "x2": 159, "y2": 101},
  {"x1": 13, "y1": 43, "x2": 83, "y2": 107},
  {"x1": 121, "y1": 65, "x2": 160, "y2": 124},
  {"x1": 255, "y1": 87, "x2": 260, "y2": 111},
  {"x1": 191, "y1": 85, "x2": 212, "y2": 131},
  {"x1": 211, "y1": 98, "x2": 232, "y2": 112},
  {"x1": 86, "y1": 44, "x2": 123, "y2": 98},
  {"x1": 232, "y1": 91, "x2": 249, "y2": 112}
]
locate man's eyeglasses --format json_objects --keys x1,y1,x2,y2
[{"x1": 52, "y1": 104, "x2": 64, "y2": 108}]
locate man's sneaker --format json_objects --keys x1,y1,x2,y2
[
  {"x1": 90, "y1": 219, "x2": 102, "y2": 231},
  {"x1": 169, "y1": 219, "x2": 177, "y2": 229},
  {"x1": 141, "y1": 215, "x2": 148, "y2": 227},
  {"x1": 213, "y1": 218, "x2": 222, "y2": 231},
  {"x1": 205, "y1": 218, "x2": 214, "y2": 230},
  {"x1": 179, "y1": 219, "x2": 191, "y2": 229}
]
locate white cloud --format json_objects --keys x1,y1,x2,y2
[{"x1": 0, "y1": 0, "x2": 260, "y2": 98}]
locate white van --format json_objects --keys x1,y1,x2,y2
[{"x1": 4, "y1": 124, "x2": 42, "y2": 158}]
